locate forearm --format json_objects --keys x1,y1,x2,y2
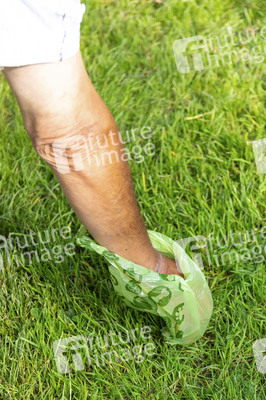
[{"x1": 52, "y1": 129, "x2": 158, "y2": 267}]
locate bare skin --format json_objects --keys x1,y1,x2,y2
[{"x1": 3, "y1": 52, "x2": 183, "y2": 278}]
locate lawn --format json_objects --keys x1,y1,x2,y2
[{"x1": 0, "y1": 0, "x2": 265, "y2": 399}]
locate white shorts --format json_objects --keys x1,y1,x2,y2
[{"x1": 0, "y1": 0, "x2": 86, "y2": 69}]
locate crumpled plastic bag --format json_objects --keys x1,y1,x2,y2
[{"x1": 77, "y1": 229, "x2": 213, "y2": 345}]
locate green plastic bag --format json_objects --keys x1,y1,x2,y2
[{"x1": 77, "y1": 229, "x2": 213, "y2": 345}]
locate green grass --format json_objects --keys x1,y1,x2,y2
[{"x1": 0, "y1": 0, "x2": 265, "y2": 399}]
